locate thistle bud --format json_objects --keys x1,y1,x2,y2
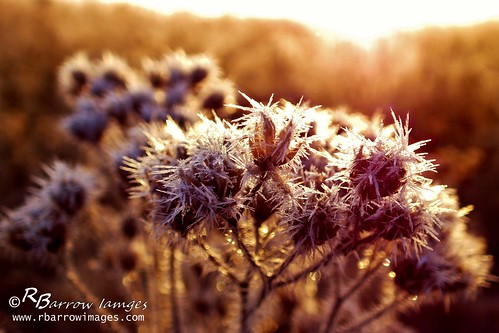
[
  {"x1": 360, "y1": 201, "x2": 422, "y2": 241},
  {"x1": 249, "y1": 112, "x2": 276, "y2": 161},
  {"x1": 250, "y1": 190, "x2": 278, "y2": 227},
  {"x1": 350, "y1": 153, "x2": 406, "y2": 200},
  {"x1": 104, "y1": 93, "x2": 131, "y2": 125},
  {"x1": 189, "y1": 66, "x2": 209, "y2": 87},
  {"x1": 286, "y1": 188, "x2": 343, "y2": 251},
  {"x1": 64, "y1": 106, "x2": 109, "y2": 144},
  {"x1": 58, "y1": 52, "x2": 93, "y2": 99},
  {"x1": 48, "y1": 179, "x2": 86, "y2": 216},
  {"x1": 290, "y1": 206, "x2": 341, "y2": 250},
  {"x1": 202, "y1": 91, "x2": 226, "y2": 110},
  {"x1": 39, "y1": 162, "x2": 97, "y2": 217},
  {"x1": 392, "y1": 215, "x2": 492, "y2": 299}
]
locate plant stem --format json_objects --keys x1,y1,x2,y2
[
  {"x1": 322, "y1": 296, "x2": 344, "y2": 333},
  {"x1": 271, "y1": 244, "x2": 300, "y2": 279},
  {"x1": 195, "y1": 237, "x2": 241, "y2": 284},
  {"x1": 337, "y1": 298, "x2": 400, "y2": 333},
  {"x1": 275, "y1": 235, "x2": 378, "y2": 289},
  {"x1": 322, "y1": 261, "x2": 383, "y2": 333},
  {"x1": 275, "y1": 250, "x2": 335, "y2": 289},
  {"x1": 169, "y1": 246, "x2": 181, "y2": 333},
  {"x1": 239, "y1": 279, "x2": 250, "y2": 333},
  {"x1": 64, "y1": 240, "x2": 128, "y2": 333},
  {"x1": 229, "y1": 223, "x2": 266, "y2": 278}
]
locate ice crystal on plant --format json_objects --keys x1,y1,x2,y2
[
  {"x1": 329, "y1": 113, "x2": 442, "y2": 254},
  {"x1": 2, "y1": 162, "x2": 97, "y2": 257},
  {"x1": 153, "y1": 129, "x2": 246, "y2": 233},
  {"x1": 233, "y1": 94, "x2": 316, "y2": 175},
  {"x1": 2, "y1": 51, "x2": 493, "y2": 333}
]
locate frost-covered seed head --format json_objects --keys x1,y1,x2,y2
[
  {"x1": 285, "y1": 185, "x2": 344, "y2": 251},
  {"x1": 334, "y1": 113, "x2": 436, "y2": 204},
  {"x1": 360, "y1": 201, "x2": 422, "y2": 240},
  {"x1": 350, "y1": 153, "x2": 407, "y2": 200},
  {"x1": 5, "y1": 163, "x2": 96, "y2": 256},
  {"x1": 233, "y1": 94, "x2": 315, "y2": 174},
  {"x1": 250, "y1": 188, "x2": 279, "y2": 227},
  {"x1": 38, "y1": 161, "x2": 98, "y2": 216},
  {"x1": 104, "y1": 93, "x2": 132, "y2": 125},
  {"x1": 58, "y1": 52, "x2": 93, "y2": 99},
  {"x1": 393, "y1": 201, "x2": 493, "y2": 300},
  {"x1": 91, "y1": 53, "x2": 132, "y2": 96},
  {"x1": 64, "y1": 98, "x2": 109, "y2": 144}
]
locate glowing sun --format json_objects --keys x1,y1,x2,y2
[{"x1": 78, "y1": 0, "x2": 499, "y2": 46}]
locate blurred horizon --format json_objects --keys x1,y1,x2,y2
[{"x1": 71, "y1": 0, "x2": 499, "y2": 46}]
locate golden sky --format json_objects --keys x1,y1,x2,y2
[{"x1": 79, "y1": 0, "x2": 499, "y2": 45}]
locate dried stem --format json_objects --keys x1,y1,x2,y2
[
  {"x1": 243, "y1": 278, "x2": 268, "y2": 318},
  {"x1": 337, "y1": 297, "x2": 401, "y2": 333},
  {"x1": 229, "y1": 222, "x2": 266, "y2": 278},
  {"x1": 270, "y1": 243, "x2": 301, "y2": 279},
  {"x1": 239, "y1": 276, "x2": 251, "y2": 333},
  {"x1": 169, "y1": 246, "x2": 181, "y2": 333},
  {"x1": 64, "y1": 240, "x2": 129, "y2": 333},
  {"x1": 195, "y1": 237, "x2": 241, "y2": 284},
  {"x1": 275, "y1": 235, "x2": 378, "y2": 289},
  {"x1": 322, "y1": 260, "x2": 384, "y2": 333},
  {"x1": 275, "y1": 250, "x2": 335, "y2": 289}
]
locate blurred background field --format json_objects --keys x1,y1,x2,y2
[{"x1": 0, "y1": 0, "x2": 498, "y2": 332}]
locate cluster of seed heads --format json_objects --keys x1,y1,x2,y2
[{"x1": 1, "y1": 51, "x2": 493, "y2": 333}]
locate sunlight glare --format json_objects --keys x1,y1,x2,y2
[{"x1": 89, "y1": 0, "x2": 499, "y2": 46}]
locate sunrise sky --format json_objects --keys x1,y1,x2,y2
[{"x1": 75, "y1": 0, "x2": 499, "y2": 46}]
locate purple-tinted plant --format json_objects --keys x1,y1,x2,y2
[{"x1": 1, "y1": 51, "x2": 493, "y2": 333}]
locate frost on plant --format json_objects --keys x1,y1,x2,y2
[{"x1": 1, "y1": 51, "x2": 493, "y2": 333}]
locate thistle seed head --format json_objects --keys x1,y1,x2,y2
[
  {"x1": 58, "y1": 52, "x2": 94, "y2": 99},
  {"x1": 233, "y1": 94, "x2": 316, "y2": 174},
  {"x1": 38, "y1": 161, "x2": 99, "y2": 216},
  {"x1": 393, "y1": 199, "x2": 493, "y2": 300},
  {"x1": 64, "y1": 99, "x2": 109, "y2": 144}
]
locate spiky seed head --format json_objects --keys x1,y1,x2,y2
[
  {"x1": 37, "y1": 162, "x2": 98, "y2": 215},
  {"x1": 64, "y1": 100, "x2": 109, "y2": 144},
  {"x1": 350, "y1": 153, "x2": 407, "y2": 200},
  {"x1": 250, "y1": 189, "x2": 279, "y2": 227},
  {"x1": 58, "y1": 52, "x2": 94, "y2": 99},
  {"x1": 393, "y1": 203, "x2": 493, "y2": 300},
  {"x1": 285, "y1": 185, "x2": 344, "y2": 252}
]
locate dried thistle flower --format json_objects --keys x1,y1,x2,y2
[
  {"x1": 330, "y1": 113, "x2": 442, "y2": 253},
  {"x1": 393, "y1": 190, "x2": 493, "y2": 300},
  {"x1": 285, "y1": 184, "x2": 345, "y2": 251},
  {"x1": 197, "y1": 78, "x2": 235, "y2": 112},
  {"x1": 58, "y1": 52, "x2": 94, "y2": 100},
  {"x1": 124, "y1": 119, "x2": 188, "y2": 196},
  {"x1": 152, "y1": 119, "x2": 246, "y2": 235},
  {"x1": 103, "y1": 92, "x2": 132, "y2": 125},
  {"x1": 6, "y1": 51, "x2": 492, "y2": 333},
  {"x1": 63, "y1": 97, "x2": 109, "y2": 144},
  {"x1": 142, "y1": 57, "x2": 170, "y2": 89},
  {"x1": 4, "y1": 162, "x2": 98, "y2": 256},
  {"x1": 233, "y1": 94, "x2": 316, "y2": 177},
  {"x1": 90, "y1": 52, "x2": 133, "y2": 96},
  {"x1": 37, "y1": 161, "x2": 99, "y2": 215},
  {"x1": 337, "y1": 113, "x2": 436, "y2": 202}
]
